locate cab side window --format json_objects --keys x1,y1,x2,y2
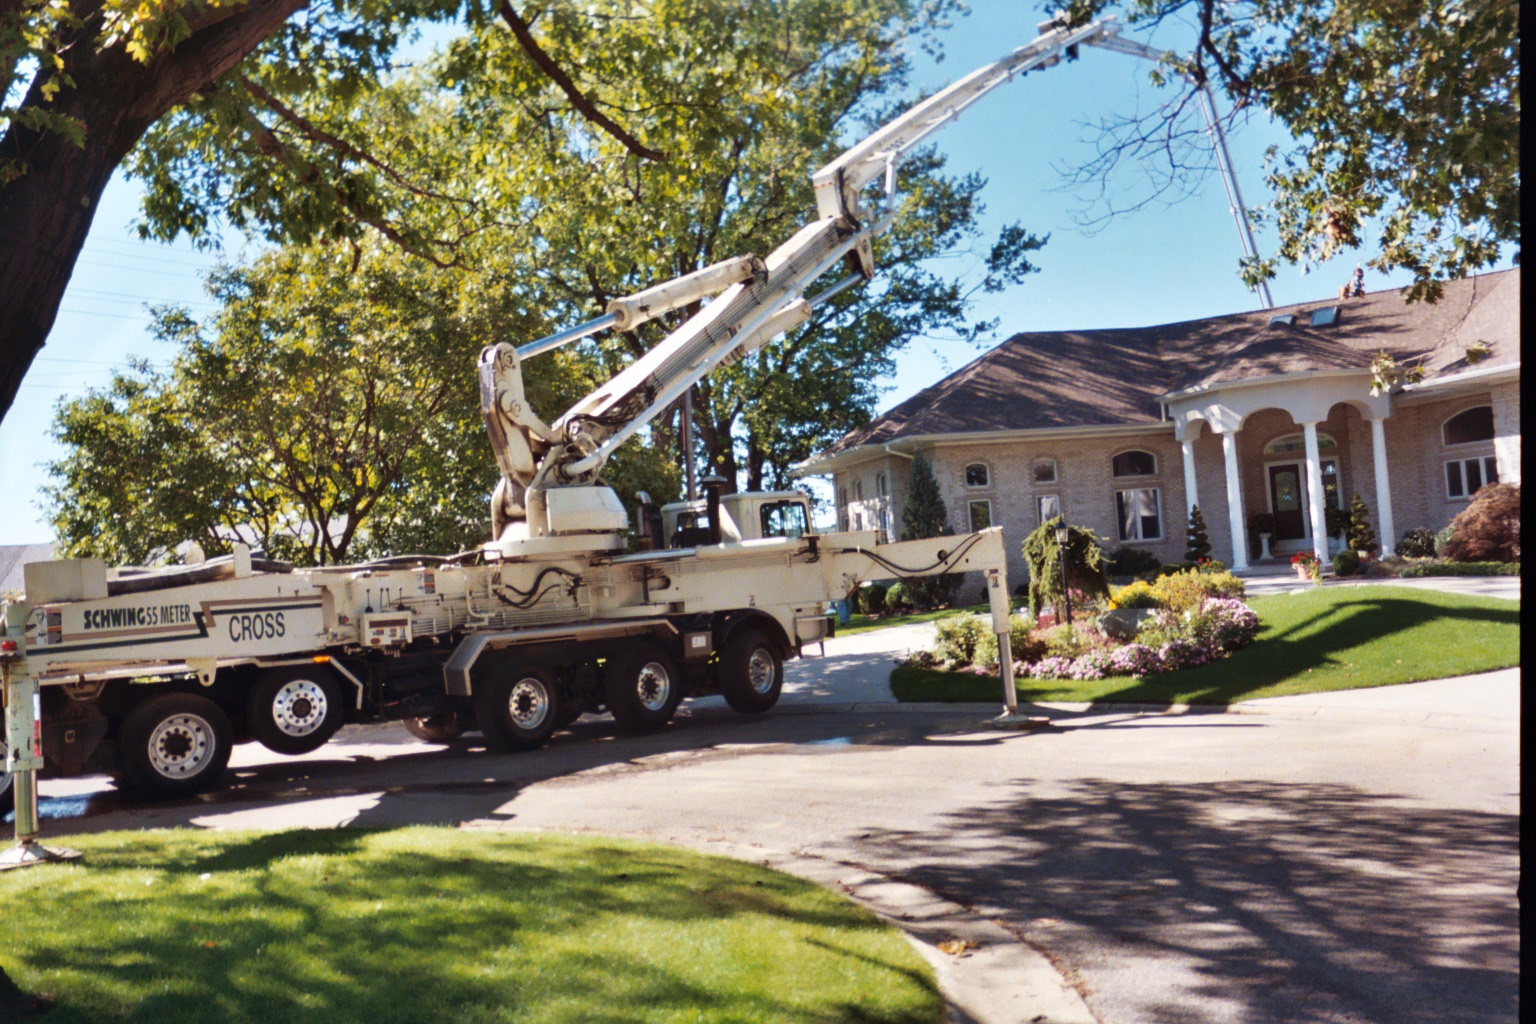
[{"x1": 760, "y1": 501, "x2": 809, "y2": 539}]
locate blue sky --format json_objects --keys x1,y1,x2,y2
[{"x1": 0, "y1": 2, "x2": 1511, "y2": 544}]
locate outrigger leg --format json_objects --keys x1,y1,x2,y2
[{"x1": 1, "y1": 637, "x2": 80, "y2": 871}]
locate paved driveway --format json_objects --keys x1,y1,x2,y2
[{"x1": 24, "y1": 625, "x2": 1521, "y2": 1024}]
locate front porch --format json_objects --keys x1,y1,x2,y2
[{"x1": 1166, "y1": 370, "x2": 1397, "y2": 572}]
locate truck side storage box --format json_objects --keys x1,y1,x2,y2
[{"x1": 24, "y1": 559, "x2": 108, "y2": 603}]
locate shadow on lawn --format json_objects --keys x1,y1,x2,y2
[
  {"x1": 11, "y1": 830, "x2": 938, "y2": 1024},
  {"x1": 856, "y1": 778, "x2": 1519, "y2": 1024},
  {"x1": 1108, "y1": 595, "x2": 1520, "y2": 705}
]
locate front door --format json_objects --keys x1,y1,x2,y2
[{"x1": 1268, "y1": 463, "x2": 1306, "y2": 540}]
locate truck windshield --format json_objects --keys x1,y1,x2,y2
[{"x1": 760, "y1": 501, "x2": 809, "y2": 539}]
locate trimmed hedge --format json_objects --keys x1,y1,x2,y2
[{"x1": 1399, "y1": 560, "x2": 1521, "y2": 577}]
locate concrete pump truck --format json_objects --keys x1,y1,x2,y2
[{"x1": 4, "y1": 13, "x2": 1185, "y2": 865}]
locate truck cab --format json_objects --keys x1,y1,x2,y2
[{"x1": 660, "y1": 490, "x2": 814, "y2": 548}]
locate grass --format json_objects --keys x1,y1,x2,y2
[
  {"x1": 0, "y1": 827, "x2": 941, "y2": 1024},
  {"x1": 890, "y1": 586, "x2": 1520, "y2": 706},
  {"x1": 836, "y1": 602, "x2": 992, "y2": 637}
]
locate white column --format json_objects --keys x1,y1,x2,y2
[
  {"x1": 1302, "y1": 422, "x2": 1329, "y2": 564},
  {"x1": 1220, "y1": 432, "x2": 1249, "y2": 571},
  {"x1": 1370, "y1": 418, "x2": 1396, "y2": 557},
  {"x1": 1181, "y1": 439, "x2": 1200, "y2": 516}
]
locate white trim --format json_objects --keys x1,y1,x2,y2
[
  {"x1": 1402, "y1": 360, "x2": 1520, "y2": 392},
  {"x1": 1444, "y1": 455, "x2": 1500, "y2": 500},
  {"x1": 1032, "y1": 457, "x2": 1059, "y2": 484},
  {"x1": 963, "y1": 461, "x2": 992, "y2": 489},
  {"x1": 1159, "y1": 367, "x2": 1368, "y2": 403}
]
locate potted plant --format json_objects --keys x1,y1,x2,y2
[{"x1": 1290, "y1": 551, "x2": 1322, "y2": 582}]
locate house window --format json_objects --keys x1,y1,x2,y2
[
  {"x1": 876, "y1": 472, "x2": 888, "y2": 496},
  {"x1": 964, "y1": 463, "x2": 990, "y2": 488},
  {"x1": 1112, "y1": 450, "x2": 1157, "y2": 477},
  {"x1": 1320, "y1": 459, "x2": 1341, "y2": 510},
  {"x1": 968, "y1": 500, "x2": 993, "y2": 532},
  {"x1": 1263, "y1": 432, "x2": 1337, "y2": 455},
  {"x1": 1442, "y1": 406, "x2": 1494, "y2": 447},
  {"x1": 1116, "y1": 487, "x2": 1163, "y2": 542},
  {"x1": 1032, "y1": 458, "x2": 1057, "y2": 484},
  {"x1": 1446, "y1": 457, "x2": 1499, "y2": 499},
  {"x1": 1036, "y1": 494, "x2": 1061, "y2": 525},
  {"x1": 854, "y1": 480, "x2": 863, "y2": 501}
]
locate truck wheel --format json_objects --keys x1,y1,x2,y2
[
  {"x1": 474, "y1": 666, "x2": 561, "y2": 751},
  {"x1": 116, "y1": 693, "x2": 233, "y2": 800},
  {"x1": 404, "y1": 712, "x2": 471, "y2": 743},
  {"x1": 719, "y1": 628, "x2": 784, "y2": 714},
  {"x1": 604, "y1": 642, "x2": 682, "y2": 732},
  {"x1": 247, "y1": 666, "x2": 346, "y2": 755}
]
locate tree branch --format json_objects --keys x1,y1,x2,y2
[{"x1": 497, "y1": 1, "x2": 666, "y2": 162}]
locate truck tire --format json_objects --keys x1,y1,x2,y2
[
  {"x1": 404, "y1": 713, "x2": 471, "y2": 743},
  {"x1": 719, "y1": 628, "x2": 784, "y2": 714},
  {"x1": 247, "y1": 666, "x2": 346, "y2": 755},
  {"x1": 116, "y1": 693, "x2": 233, "y2": 800},
  {"x1": 474, "y1": 665, "x2": 561, "y2": 751},
  {"x1": 604, "y1": 642, "x2": 682, "y2": 733}
]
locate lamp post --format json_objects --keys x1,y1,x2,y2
[{"x1": 1055, "y1": 523, "x2": 1073, "y2": 629}]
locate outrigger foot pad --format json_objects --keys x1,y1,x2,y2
[
  {"x1": 0, "y1": 840, "x2": 82, "y2": 872},
  {"x1": 986, "y1": 712, "x2": 1052, "y2": 730}
]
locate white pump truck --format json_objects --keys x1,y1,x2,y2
[{"x1": 2, "y1": 14, "x2": 1207, "y2": 865}]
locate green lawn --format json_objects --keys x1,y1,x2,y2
[
  {"x1": 837, "y1": 602, "x2": 991, "y2": 637},
  {"x1": 0, "y1": 828, "x2": 940, "y2": 1024},
  {"x1": 890, "y1": 586, "x2": 1520, "y2": 706}
]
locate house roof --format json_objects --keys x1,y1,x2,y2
[{"x1": 815, "y1": 268, "x2": 1518, "y2": 462}]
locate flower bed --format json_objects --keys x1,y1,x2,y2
[{"x1": 905, "y1": 569, "x2": 1261, "y2": 681}]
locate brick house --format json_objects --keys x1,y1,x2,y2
[{"x1": 795, "y1": 269, "x2": 1520, "y2": 594}]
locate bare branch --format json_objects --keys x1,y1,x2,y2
[{"x1": 497, "y1": 1, "x2": 667, "y2": 162}]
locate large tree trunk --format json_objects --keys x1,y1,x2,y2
[{"x1": 0, "y1": 0, "x2": 307, "y2": 424}]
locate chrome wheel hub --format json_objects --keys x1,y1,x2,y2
[
  {"x1": 508, "y1": 678, "x2": 551, "y2": 730},
  {"x1": 747, "y1": 648, "x2": 777, "y2": 694},
  {"x1": 636, "y1": 662, "x2": 671, "y2": 711},
  {"x1": 272, "y1": 678, "x2": 330, "y2": 737},
  {"x1": 146, "y1": 714, "x2": 217, "y2": 779}
]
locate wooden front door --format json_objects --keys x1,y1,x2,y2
[{"x1": 1268, "y1": 463, "x2": 1306, "y2": 540}]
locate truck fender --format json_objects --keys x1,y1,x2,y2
[{"x1": 714, "y1": 611, "x2": 792, "y2": 657}]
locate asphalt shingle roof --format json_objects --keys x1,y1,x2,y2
[{"x1": 822, "y1": 268, "x2": 1518, "y2": 456}]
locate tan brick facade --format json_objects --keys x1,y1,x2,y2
[{"x1": 829, "y1": 383, "x2": 1518, "y2": 599}]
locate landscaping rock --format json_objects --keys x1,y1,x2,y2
[{"x1": 1097, "y1": 608, "x2": 1155, "y2": 642}]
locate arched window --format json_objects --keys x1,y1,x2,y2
[
  {"x1": 1032, "y1": 458, "x2": 1058, "y2": 484},
  {"x1": 876, "y1": 472, "x2": 888, "y2": 497},
  {"x1": 854, "y1": 480, "x2": 863, "y2": 501},
  {"x1": 1263, "y1": 432, "x2": 1337, "y2": 456},
  {"x1": 1111, "y1": 450, "x2": 1157, "y2": 477},
  {"x1": 1442, "y1": 406, "x2": 1494, "y2": 447},
  {"x1": 964, "y1": 463, "x2": 990, "y2": 488}
]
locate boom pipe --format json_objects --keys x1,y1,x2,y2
[
  {"x1": 811, "y1": 16, "x2": 1122, "y2": 220},
  {"x1": 517, "y1": 312, "x2": 619, "y2": 360}
]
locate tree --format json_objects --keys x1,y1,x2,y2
[
  {"x1": 1021, "y1": 516, "x2": 1110, "y2": 619},
  {"x1": 899, "y1": 452, "x2": 959, "y2": 609},
  {"x1": 48, "y1": 2, "x2": 1022, "y2": 562},
  {"x1": 0, "y1": 0, "x2": 679, "y2": 425},
  {"x1": 1185, "y1": 503, "x2": 1212, "y2": 561},
  {"x1": 1052, "y1": 0, "x2": 1519, "y2": 300},
  {"x1": 1346, "y1": 493, "x2": 1377, "y2": 556}
]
